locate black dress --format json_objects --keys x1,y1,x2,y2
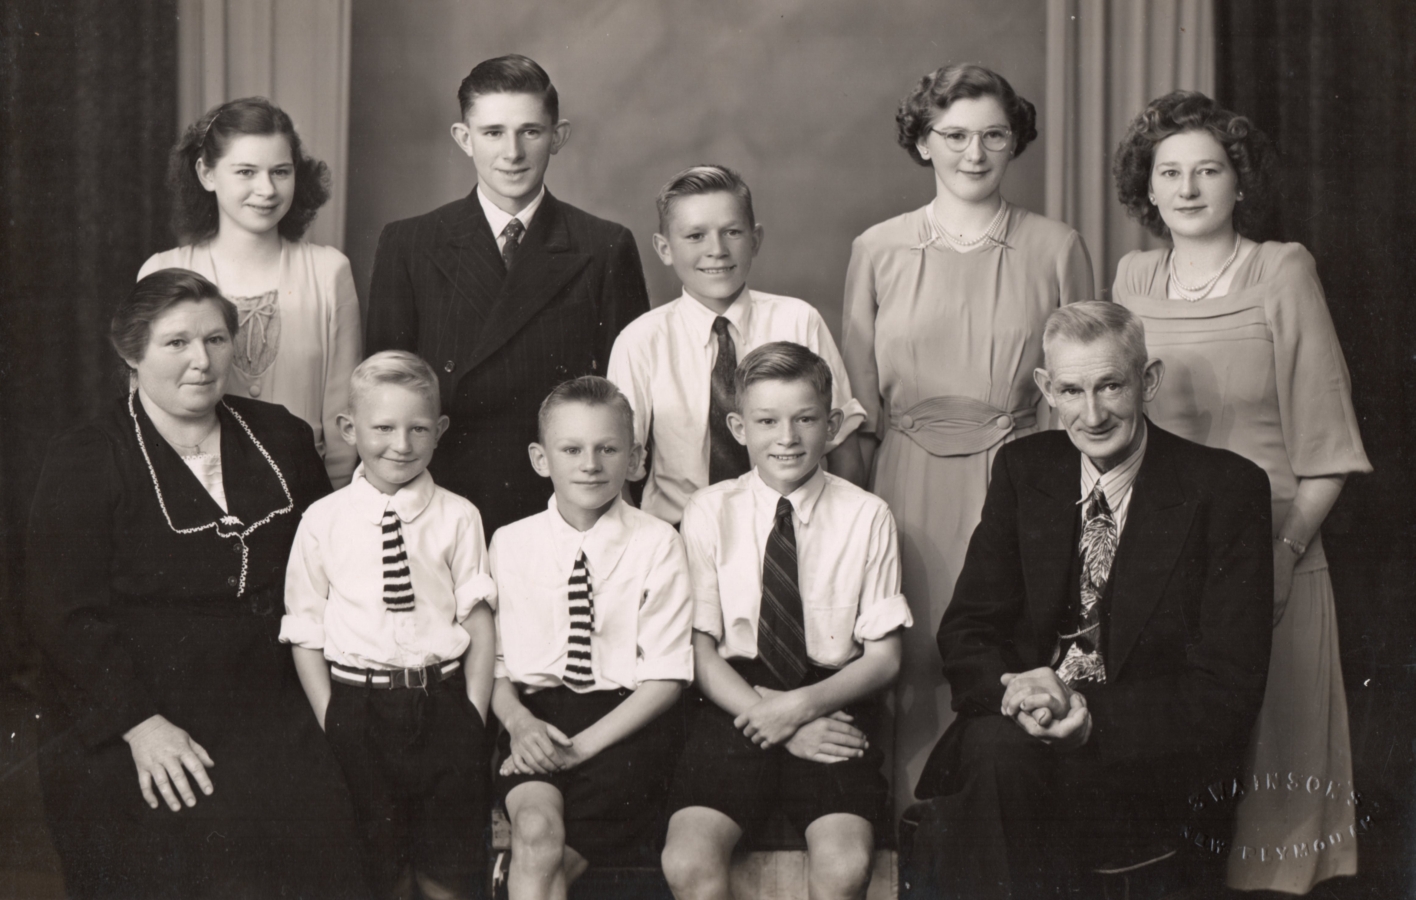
[{"x1": 25, "y1": 393, "x2": 370, "y2": 900}]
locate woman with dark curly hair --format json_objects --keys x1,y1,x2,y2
[
  {"x1": 841, "y1": 63, "x2": 1094, "y2": 807},
  {"x1": 1112, "y1": 90, "x2": 1370, "y2": 894},
  {"x1": 139, "y1": 97, "x2": 362, "y2": 488}
]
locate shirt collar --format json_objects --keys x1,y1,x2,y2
[
  {"x1": 675, "y1": 288, "x2": 755, "y2": 348},
  {"x1": 349, "y1": 464, "x2": 437, "y2": 524},
  {"x1": 547, "y1": 494, "x2": 633, "y2": 579},
  {"x1": 477, "y1": 184, "x2": 546, "y2": 239},
  {"x1": 1080, "y1": 422, "x2": 1148, "y2": 508},
  {"x1": 747, "y1": 465, "x2": 828, "y2": 524}
]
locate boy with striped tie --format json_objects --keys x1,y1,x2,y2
[
  {"x1": 661, "y1": 343, "x2": 911, "y2": 900},
  {"x1": 282, "y1": 350, "x2": 497, "y2": 900},
  {"x1": 489, "y1": 376, "x2": 693, "y2": 900}
]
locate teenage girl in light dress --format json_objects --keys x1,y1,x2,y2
[{"x1": 141, "y1": 97, "x2": 362, "y2": 487}]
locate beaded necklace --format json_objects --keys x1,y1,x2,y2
[
  {"x1": 921, "y1": 200, "x2": 1009, "y2": 253},
  {"x1": 1168, "y1": 233, "x2": 1242, "y2": 302},
  {"x1": 128, "y1": 390, "x2": 294, "y2": 596}
]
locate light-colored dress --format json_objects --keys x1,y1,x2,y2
[
  {"x1": 842, "y1": 203, "x2": 1094, "y2": 813},
  {"x1": 139, "y1": 239, "x2": 362, "y2": 487},
  {"x1": 1114, "y1": 241, "x2": 1371, "y2": 894}
]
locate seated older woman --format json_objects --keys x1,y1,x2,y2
[{"x1": 25, "y1": 269, "x2": 368, "y2": 899}]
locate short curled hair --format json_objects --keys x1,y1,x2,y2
[
  {"x1": 536, "y1": 376, "x2": 635, "y2": 445},
  {"x1": 1113, "y1": 91, "x2": 1273, "y2": 238},
  {"x1": 457, "y1": 54, "x2": 559, "y2": 123},
  {"x1": 167, "y1": 96, "x2": 331, "y2": 245},
  {"x1": 1043, "y1": 301, "x2": 1148, "y2": 377},
  {"x1": 111, "y1": 268, "x2": 238, "y2": 367},
  {"x1": 896, "y1": 64, "x2": 1038, "y2": 165},
  {"x1": 735, "y1": 341, "x2": 833, "y2": 411},
  {"x1": 655, "y1": 164, "x2": 755, "y2": 234},
  {"x1": 349, "y1": 351, "x2": 442, "y2": 414}
]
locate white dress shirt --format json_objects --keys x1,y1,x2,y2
[
  {"x1": 281, "y1": 465, "x2": 496, "y2": 669},
  {"x1": 478, "y1": 184, "x2": 546, "y2": 251},
  {"x1": 681, "y1": 466, "x2": 912, "y2": 669},
  {"x1": 607, "y1": 289, "x2": 867, "y2": 525},
  {"x1": 490, "y1": 496, "x2": 694, "y2": 692},
  {"x1": 1079, "y1": 425, "x2": 1149, "y2": 538}
]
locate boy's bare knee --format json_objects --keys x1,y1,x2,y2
[
  {"x1": 511, "y1": 805, "x2": 565, "y2": 868},
  {"x1": 806, "y1": 816, "x2": 874, "y2": 900},
  {"x1": 662, "y1": 809, "x2": 738, "y2": 899},
  {"x1": 661, "y1": 839, "x2": 718, "y2": 891}
]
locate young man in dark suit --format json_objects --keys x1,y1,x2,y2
[
  {"x1": 366, "y1": 55, "x2": 650, "y2": 535},
  {"x1": 909, "y1": 302, "x2": 1274, "y2": 899}
]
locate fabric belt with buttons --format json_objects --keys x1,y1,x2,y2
[
  {"x1": 887, "y1": 396, "x2": 1037, "y2": 457},
  {"x1": 330, "y1": 659, "x2": 462, "y2": 690}
]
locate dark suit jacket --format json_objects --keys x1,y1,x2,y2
[
  {"x1": 366, "y1": 189, "x2": 649, "y2": 534},
  {"x1": 916, "y1": 422, "x2": 1273, "y2": 798}
]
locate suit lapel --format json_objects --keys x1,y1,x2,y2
[
  {"x1": 429, "y1": 192, "x2": 505, "y2": 326},
  {"x1": 1105, "y1": 425, "x2": 1196, "y2": 678},
  {"x1": 1019, "y1": 445, "x2": 1081, "y2": 663},
  {"x1": 463, "y1": 192, "x2": 592, "y2": 373}
]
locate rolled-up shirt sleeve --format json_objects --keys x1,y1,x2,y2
[
  {"x1": 451, "y1": 513, "x2": 497, "y2": 621},
  {"x1": 852, "y1": 504, "x2": 913, "y2": 643},
  {"x1": 281, "y1": 514, "x2": 330, "y2": 650},
  {"x1": 633, "y1": 530, "x2": 695, "y2": 683},
  {"x1": 680, "y1": 497, "x2": 725, "y2": 641}
]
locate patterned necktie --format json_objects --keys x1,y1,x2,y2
[
  {"x1": 501, "y1": 218, "x2": 525, "y2": 270},
  {"x1": 758, "y1": 496, "x2": 809, "y2": 690},
  {"x1": 564, "y1": 551, "x2": 595, "y2": 690},
  {"x1": 1056, "y1": 483, "x2": 1114, "y2": 685},
  {"x1": 708, "y1": 316, "x2": 750, "y2": 483},
  {"x1": 381, "y1": 508, "x2": 415, "y2": 612}
]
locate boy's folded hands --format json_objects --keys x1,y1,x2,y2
[
  {"x1": 503, "y1": 711, "x2": 575, "y2": 774},
  {"x1": 783, "y1": 713, "x2": 869, "y2": 764},
  {"x1": 733, "y1": 686, "x2": 868, "y2": 762}
]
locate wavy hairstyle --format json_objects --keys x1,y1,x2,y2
[
  {"x1": 167, "y1": 96, "x2": 331, "y2": 245},
  {"x1": 896, "y1": 64, "x2": 1038, "y2": 165},
  {"x1": 111, "y1": 269, "x2": 237, "y2": 368},
  {"x1": 1113, "y1": 90, "x2": 1273, "y2": 238}
]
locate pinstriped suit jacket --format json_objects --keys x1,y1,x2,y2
[{"x1": 366, "y1": 189, "x2": 650, "y2": 535}]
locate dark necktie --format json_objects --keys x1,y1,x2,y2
[
  {"x1": 381, "y1": 508, "x2": 415, "y2": 612},
  {"x1": 708, "y1": 316, "x2": 750, "y2": 483},
  {"x1": 501, "y1": 218, "x2": 525, "y2": 270},
  {"x1": 564, "y1": 550, "x2": 595, "y2": 690},
  {"x1": 758, "y1": 496, "x2": 809, "y2": 690},
  {"x1": 1056, "y1": 483, "x2": 1114, "y2": 685}
]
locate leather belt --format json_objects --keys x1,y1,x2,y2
[{"x1": 888, "y1": 396, "x2": 1037, "y2": 457}]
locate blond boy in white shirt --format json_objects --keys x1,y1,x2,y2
[
  {"x1": 490, "y1": 376, "x2": 693, "y2": 900},
  {"x1": 606, "y1": 164, "x2": 868, "y2": 526},
  {"x1": 661, "y1": 342, "x2": 911, "y2": 900},
  {"x1": 281, "y1": 351, "x2": 496, "y2": 900}
]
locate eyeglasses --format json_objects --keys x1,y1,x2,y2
[{"x1": 929, "y1": 127, "x2": 1013, "y2": 153}]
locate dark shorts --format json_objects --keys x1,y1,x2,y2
[
  {"x1": 667, "y1": 659, "x2": 889, "y2": 839},
  {"x1": 495, "y1": 686, "x2": 679, "y2": 866},
  {"x1": 326, "y1": 671, "x2": 490, "y2": 898}
]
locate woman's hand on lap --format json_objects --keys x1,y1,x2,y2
[{"x1": 123, "y1": 714, "x2": 215, "y2": 811}]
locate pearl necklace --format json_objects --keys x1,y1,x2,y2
[
  {"x1": 128, "y1": 391, "x2": 294, "y2": 596},
  {"x1": 929, "y1": 201, "x2": 1009, "y2": 251},
  {"x1": 1168, "y1": 233, "x2": 1242, "y2": 302}
]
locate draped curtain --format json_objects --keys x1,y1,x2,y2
[
  {"x1": 0, "y1": 1, "x2": 178, "y2": 673},
  {"x1": 1217, "y1": 4, "x2": 1416, "y2": 893}
]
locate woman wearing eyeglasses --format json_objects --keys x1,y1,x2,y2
[
  {"x1": 841, "y1": 63, "x2": 1094, "y2": 807},
  {"x1": 1112, "y1": 91, "x2": 1369, "y2": 894}
]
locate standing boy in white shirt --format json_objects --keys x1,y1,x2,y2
[
  {"x1": 661, "y1": 342, "x2": 911, "y2": 900},
  {"x1": 490, "y1": 376, "x2": 693, "y2": 900},
  {"x1": 281, "y1": 350, "x2": 497, "y2": 900},
  {"x1": 606, "y1": 164, "x2": 867, "y2": 526}
]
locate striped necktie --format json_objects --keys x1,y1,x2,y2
[
  {"x1": 381, "y1": 508, "x2": 415, "y2": 612},
  {"x1": 564, "y1": 551, "x2": 595, "y2": 690},
  {"x1": 757, "y1": 496, "x2": 809, "y2": 689}
]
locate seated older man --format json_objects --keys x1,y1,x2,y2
[{"x1": 910, "y1": 301, "x2": 1273, "y2": 899}]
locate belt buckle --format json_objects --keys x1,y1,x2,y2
[{"x1": 399, "y1": 666, "x2": 429, "y2": 690}]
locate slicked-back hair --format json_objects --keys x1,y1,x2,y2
[
  {"x1": 1042, "y1": 302, "x2": 1149, "y2": 376},
  {"x1": 112, "y1": 268, "x2": 237, "y2": 367},
  {"x1": 655, "y1": 164, "x2": 755, "y2": 234},
  {"x1": 536, "y1": 376, "x2": 635, "y2": 445},
  {"x1": 896, "y1": 63, "x2": 1038, "y2": 165},
  {"x1": 349, "y1": 351, "x2": 442, "y2": 414},
  {"x1": 734, "y1": 341, "x2": 833, "y2": 411},
  {"x1": 457, "y1": 54, "x2": 559, "y2": 123},
  {"x1": 167, "y1": 96, "x2": 331, "y2": 244},
  {"x1": 1113, "y1": 90, "x2": 1273, "y2": 238}
]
